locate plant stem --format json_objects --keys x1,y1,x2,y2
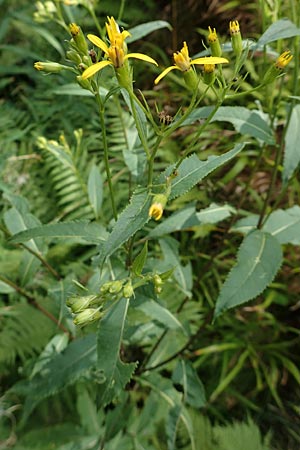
[{"x1": 95, "y1": 93, "x2": 118, "y2": 221}]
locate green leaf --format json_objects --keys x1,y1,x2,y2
[
  {"x1": 196, "y1": 203, "x2": 236, "y2": 223},
  {"x1": 11, "y1": 334, "x2": 97, "y2": 424},
  {"x1": 183, "y1": 107, "x2": 275, "y2": 144},
  {"x1": 167, "y1": 405, "x2": 182, "y2": 450},
  {"x1": 9, "y1": 221, "x2": 106, "y2": 245},
  {"x1": 97, "y1": 298, "x2": 136, "y2": 404},
  {"x1": 4, "y1": 207, "x2": 43, "y2": 253},
  {"x1": 132, "y1": 241, "x2": 148, "y2": 275},
  {"x1": 95, "y1": 189, "x2": 152, "y2": 266},
  {"x1": 233, "y1": 206, "x2": 300, "y2": 245},
  {"x1": 88, "y1": 164, "x2": 103, "y2": 219},
  {"x1": 133, "y1": 297, "x2": 188, "y2": 335},
  {"x1": 256, "y1": 19, "x2": 300, "y2": 47},
  {"x1": 148, "y1": 205, "x2": 197, "y2": 238},
  {"x1": 172, "y1": 360, "x2": 206, "y2": 408},
  {"x1": 214, "y1": 230, "x2": 283, "y2": 319},
  {"x1": 283, "y1": 104, "x2": 300, "y2": 182},
  {"x1": 140, "y1": 373, "x2": 196, "y2": 450},
  {"x1": 160, "y1": 143, "x2": 245, "y2": 200},
  {"x1": 127, "y1": 20, "x2": 172, "y2": 43}
]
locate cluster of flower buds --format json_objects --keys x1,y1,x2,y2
[
  {"x1": 67, "y1": 294, "x2": 103, "y2": 326},
  {"x1": 34, "y1": 1, "x2": 57, "y2": 23},
  {"x1": 100, "y1": 279, "x2": 134, "y2": 299}
]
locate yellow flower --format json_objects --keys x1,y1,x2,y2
[
  {"x1": 82, "y1": 16, "x2": 157, "y2": 79},
  {"x1": 229, "y1": 20, "x2": 240, "y2": 35},
  {"x1": 275, "y1": 50, "x2": 293, "y2": 69},
  {"x1": 149, "y1": 203, "x2": 164, "y2": 221},
  {"x1": 154, "y1": 41, "x2": 228, "y2": 84},
  {"x1": 208, "y1": 26, "x2": 218, "y2": 43}
]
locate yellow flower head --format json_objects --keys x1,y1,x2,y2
[
  {"x1": 229, "y1": 20, "x2": 240, "y2": 35},
  {"x1": 208, "y1": 26, "x2": 218, "y2": 43},
  {"x1": 82, "y1": 16, "x2": 157, "y2": 79},
  {"x1": 69, "y1": 22, "x2": 80, "y2": 37},
  {"x1": 149, "y1": 202, "x2": 164, "y2": 221},
  {"x1": 154, "y1": 41, "x2": 229, "y2": 85},
  {"x1": 275, "y1": 50, "x2": 293, "y2": 69}
]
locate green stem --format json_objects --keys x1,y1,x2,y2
[{"x1": 95, "y1": 93, "x2": 118, "y2": 221}]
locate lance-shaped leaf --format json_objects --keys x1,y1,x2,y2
[
  {"x1": 97, "y1": 298, "x2": 136, "y2": 405},
  {"x1": 9, "y1": 221, "x2": 106, "y2": 245},
  {"x1": 88, "y1": 164, "x2": 103, "y2": 219},
  {"x1": 172, "y1": 360, "x2": 206, "y2": 408},
  {"x1": 214, "y1": 230, "x2": 282, "y2": 319},
  {"x1": 182, "y1": 107, "x2": 274, "y2": 144},
  {"x1": 95, "y1": 189, "x2": 152, "y2": 266},
  {"x1": 256, "y1": 18, "x2": 300, "y2": 47},
  {"x1": 158, "y1": 143, "x2": 245, "y2": 200},
  {"x1": 283, "y1": 104, "x2": 300, "y2": 183},
  {"x1": 127, "y1": 20, "x2": 172, "y2": 43},
  {"x1": 132, "y1": 241, "x2": 148, "y2": 275}
]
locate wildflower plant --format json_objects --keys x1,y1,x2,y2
[{"x1": 3, "y1": 1, "x2": 300, "y2": 447}]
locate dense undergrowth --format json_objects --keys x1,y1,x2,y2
[{"x1": 1, "y1": 1, "x2": 300, "y2": 449}]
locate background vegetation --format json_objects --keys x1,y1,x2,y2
[{"x1": 1, "y1": 0, "x2": 300, "y2": 449}]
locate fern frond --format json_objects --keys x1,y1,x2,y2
[{"x1": 0, "y1": 303, "x2": 56, "y2": 372}]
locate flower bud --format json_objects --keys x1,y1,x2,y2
[
  {"x1": 229, "y1": 20, "x2": 243, "y2": 57},
  {"x1": 67, "y1": 295, "x2": 99, "y2": 313},
  {"x1": 207, "y1": 26, "x2": 222, "y2": 57},
  {"x1": 76, "y1": 75, "x2": 92, "y2": 91},
  {"x1": 149, "y1": 193, "x2": 168, "y2": 221},
  {"x1": 34, "y1": 61, "x2": 66, "y2": 73},
  {"x1": 183, "y1": 67, "x2": 199, "y2": 91},
  {"x1": 123, "y1": 281, "x2": 134, "y2": 298},
  {"x1": 69, "y1": 23, "x2": 88, "y2": 55},
  {"x1": 262, "y1": 50, "x2": 293, "y2": 85},
  {"x1": 108, "y1": 280, "x2": 124, "y2": 294},
  {"x1": 153, "y1": 274, "x2": 163, "y2": 286},
  {"x1": 203, "y1": 63, "x2": 216, "y2": 85},
  {"x1": 66, "y1": 50, "x2": 82, "y2": 65},
  {"x1": 73, "y1": 308, "x2": 102, "y2": 326}
]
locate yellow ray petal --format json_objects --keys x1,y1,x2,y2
[
  {"x1": 87, "y1": 34, "x2": 109, "y2": 54},
  {"x1": 154, "y1": 65, "x2": 178, "y2": 84},
  {"x1": 81, "y1": 60, "x2": 113, "y2": 79},
  {"x1": 192, "y1": 56, "x2": 229, "y2": 65},
  {"x1": 125, "y1": 53, "x2": 158, "y2": 66}
]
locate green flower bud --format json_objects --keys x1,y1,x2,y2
[
  {"x1": 67, "y1": 295, "x2": 99, "y2": 313},
  {"x1": 183, "y1": 67, "x2": 199, "y2": 91},
  {"x1": 69, "y1": 23, "x2": 88, "y2": 55},
  {"x1": 153, "y1": 274, "x2": 163, "y2": 286},
  {"x1": 34, "y1": 61, "x2": 67, "y2": 73},
  {"x1": 203, "y1": 63, "x2": 216, "y2": 85},
  {"x1": 66, "y1": 50, "x2": 82, "y2": 65},
  {"x1": 123, "y1": 281, "x2": 134, "y2": 298},
  {"x1": 109, "y1": 280, "x2": 124, "y2": 294},
  {"x1": 76, "y1": 75, "x2": 92, "y2": 91},
  {"x1": 73, "y1": 308, "x2": 102, "y2": 326},
  {"x1": 207, "y1": 26, "x2": 222, "y2": 57},
  {"x1": 229, "y1": 20, "x2": 243, "y2": 57}
]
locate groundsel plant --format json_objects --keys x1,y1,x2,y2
[
  {"x1": 32, "y1": 5, "x2": 295, "y2": 355},
  {"x1": 8, "y1": 1, "x2": 299, "y2": 445}
]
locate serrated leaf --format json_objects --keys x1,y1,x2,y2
[
  {"x1": 9, "y1": 221, "x2": 106, "y2": 245},
  {"x1": 127, "y1": 20, "x2": 172, "y2": 43},
  {"x1": 132, "y1": 241, "x2": 148, "y2": 275},
  {"x1": 148, "y1": 205, "x2": 197, "y2": 238},
  {"x1": 95, "y1": 189, "x2": 152, "y2": 266},
  {"x1": 283, "y1": 104, "x2": 300, "y2": 183},
  {"x1": 183, "y1": 107, "x2": 274, "y2": 144},
  {"x1": 159, "y1": 143, "x2": 245, "y2": 200},
  {"x1": 97, "y1": 298, "x2": 136, "y2": 404},
  {"x1": 256, "y1": 19, "x2": 300, "y2": 47},
  {"x1": 214, "y1": 230, "x2": 282, "y2": 319},
  {"x1": 88, "y1": 164, "x2": 103, "y2": 219},
  {"x1": 4, "y1": 207, "x2": 43, "y2": 253},
  {"x1": 172, "y1": 360, "x2": 206, "y2": 408},
  {"x1": 233, "y1": 206, "x2": 300, "y2": 245},
  {"x1": 11, "y1": 334, "x2": 97, "y2": 424}
]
